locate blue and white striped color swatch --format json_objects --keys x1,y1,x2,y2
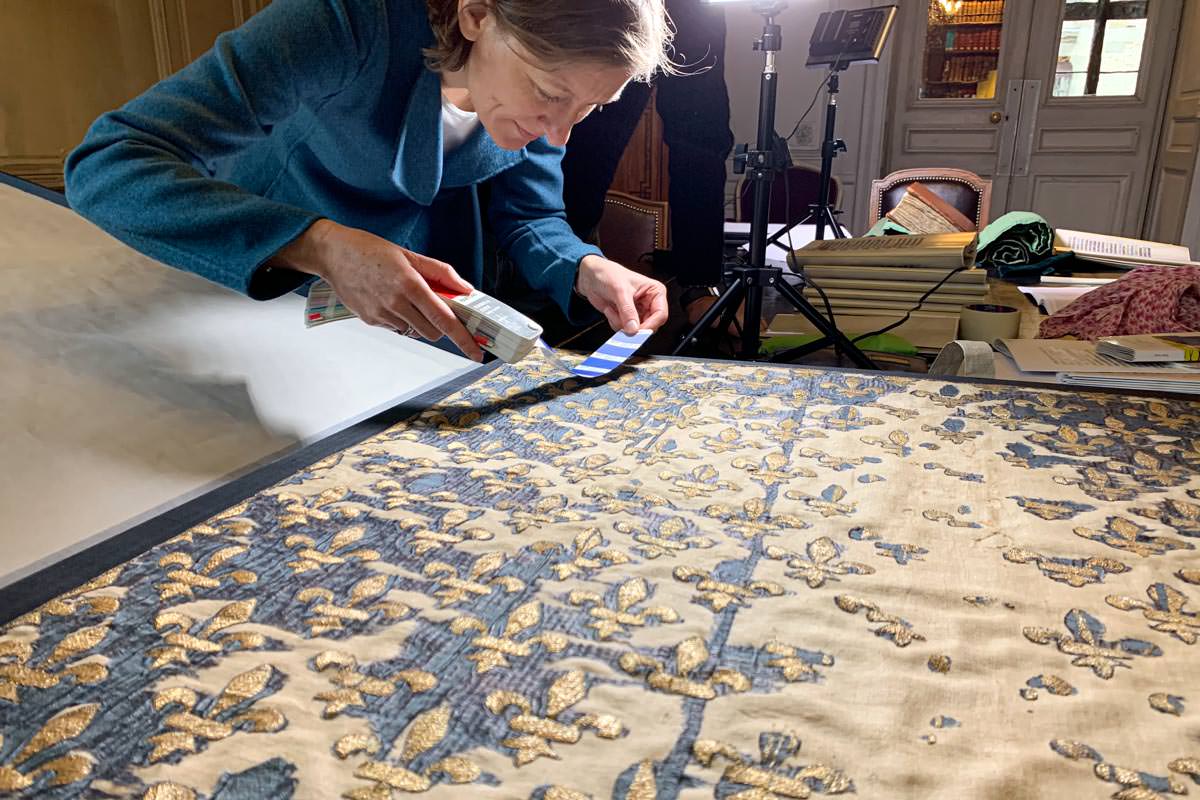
[{"x1": 539, "y1": 329, "x2": 652, "y2": 378}]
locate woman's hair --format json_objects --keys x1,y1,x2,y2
[{"x1": 425, "y1": 0, "x2": 675, "y2": 82}]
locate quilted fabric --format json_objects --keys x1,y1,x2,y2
[
  {"x1": 2, "y1": 357, "x2": 1199, "y2": 799},
  {"x1": 1040, "y1": 265, "x2": 1200, "y2": 339}
]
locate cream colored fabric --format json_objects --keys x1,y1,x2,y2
[{"x1": 2, "y1": 356, "x2": 1198, "y2": 799}]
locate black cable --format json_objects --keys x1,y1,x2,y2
[{"x1": 850, "y1": 266, "x2": 969, "y2": 344}]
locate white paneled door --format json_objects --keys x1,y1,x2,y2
[{"x1": 885, "y1": 0, "x2": 1183, "y2": 236}]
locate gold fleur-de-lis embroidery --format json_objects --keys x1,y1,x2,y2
[
  {"x1": 912, "y1": 388, "x2": 977, "y2": 408},
  {"x1": 615, "y1": 517, "x2": 715, "y2": 559},
  {"x1": 704, "y1": 497, "x2": 811, "y2": 540},
  {"x1": 472, "y1": 464, "x2": 553, "y2": 496},
  {"x1": 0, "y1": 704, "x2": 99, "y2": 792},
  {"x1": 569, "y1": 578, "x2": 680, "y2": 639},
  {"x1": 619, "y1": 636, "x2": 751, "y2": 699},
  {"x1": 149, "y1": 600, "x2": 265, "y2": 669},
  {"x1": 1049, "y1": 739, "x2": 1193, "y2": 798},
  {"x1": 0, "y1": 625, "x2": 109, "y2": 703},
  {"x1": 692, "y1": 426, "x2": 752, "y2": 454},
  {"x1": 371, "y1": 478, "x2": 451, "y2": 510},
  {"x1": 872, "y1": 402, "x2": 920, "y2": 421},
  {"x1": 425, "y1": 556, "x2": 522, "y2": 611},
  {"x1": 1106, "y1": 583, "x2": 1200, "y2": 644},
  {"x1": 342, "y1": 705, "x2": 482, "y2": 796},
  {"x1": 747, "y1": 417, "x2": 827, "y2": 446},
  {"x1": 762, "y1": 640, "x2": 834, "y2": 682},
  {"x1": 311, "y1": 651, "x2": 436, "y2": 718},
  {"x1": 631, "y1": 436, "x2": 704, "y2": 466},
  {"x1": 1013, "y1": 394, "x2": 1087, "y2": 419},
  {"x1": 835, "y1": 595, "x2": 926, "y2": 647},
  {"x1": 2, "y1": 567, "x2": 122, "y2": 628},
  {"x1": 731, "y1": 453, "x2": 817, "y2": 487},
  {"x1": 1019, "y1": 673, "x2": 1075, "y2": 701},
  {"x1": 496, "y1": 495, "x2": 588, "y2": 534},
  {"x1": 809, "y1": 406, "x2": 883, "y2": 431},
  {"x1": 693, "y1": 731, "x2": 852, "y2": 798},
  {"x1": 561, "y1": 397, "x2": 615, "y2": 421},
  {"x1": 785, "y1": 484, "x2": 857, "y2": 518},
  {"x1": 445, "y1": 439, "x2": 520, "y2": 465},
  {"x1": 1126, "y1": 449, "x2": 1193, "y2": 487},
  {"x1": 657, "y1": 464, "x2": 739, "y2": 499},
  {"x1": 1179, "y1": 568, "x2": 1200, "y2": 586},
  {"x1": 922, "y1": 509, "x2": 980, "y2": 528},
  {"x1": 147, "y1": 665, "x2": 285, "y2": 763},
  {"x1": 552, "y1": 453, "x2": 630, "y2": 483},
  {"x1": 396, "y1": 509, "x2": 494, "y2": 554},
  {"x1": 819, "y1": 374, "x2": 887, "y2": 400},
  {"x1": 183, "y1": 501, "x2": 257, "y2": 540},
  {"x1": 1073, "y1": 516, "x2": 1193, "y2": 558},
  {"x1": 295, "y1": 574, "x2": 411, "y2": 636},
  {"x1": 583, "y1": 485, "x2": 673, "y2": 516},
  {"x1": 1053, "y1": 469, "x2": 1139, "y2": 502},
  {"x1": 673, "y1": 566, "x2": 784, "y2": 612},
  {"x1": 1149, "y1": 693, "x2": 1185, "y2": 716},
  {"x1": 920, "y1": 423, "x2": 982, "y2": 445},
  {"x1": 449, "y1": 601, "x2": 567, "y2": 673},
  {"x1": 1131, "y1": 495, "x2": 1200, "y2": 533},
  {"x1": 273, "y1": 487, "x2": 364, "y2": 527},
  {"x1": 765, "y1": 537, "x2": 875, "y2": 588},
  {"x1": 486, "y1": 669, "x2": 624, "y2": 766},
  {"x1": 154, "y1": 547, "x2": 258, "y2": 600},
  {"x1": 284, "y1": 525, "x2": 380, "y2": 574},
  {"x1": 533, "y1": 528, "x2": 631, "y2": 581},
  {"x1": 710, "y1": 396, "x2": 764, "y2": 420},
  {"x1": 1024, "y1": 608, "x2": 1162, "y2": 679},
  {"x1": 1002, "y1": 548, "x2": 1129, "y2": 588},
  {"x1": 518, "y1": 428, "x2": 593, "y2": 458},
  {"x1": 1027, "y1": 425, "x2": 1110, "y2": 456},
  {"x1": 795, "y1": 447, "x2": 868, "y2": 471}
]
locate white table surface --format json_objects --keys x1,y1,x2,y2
[{"x1": 0, "y1": 184, "x2": 476, "y2": 588}]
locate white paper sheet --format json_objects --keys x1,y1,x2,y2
[{"x1": 0, "y1": 184, "x2": 475, "y2": 587}]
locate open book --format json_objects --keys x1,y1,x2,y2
[
  {"x1": 885, "y1": 183, "x2": 975, "y2": 234},
  {"x1": 1054, "y1": 229, "x2": 1193, "y2": 269}
]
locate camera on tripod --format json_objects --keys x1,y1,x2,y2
[{"x1": 678, "y1": 2, "x2": 897, "y2": 365}]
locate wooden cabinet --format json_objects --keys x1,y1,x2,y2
[{"x1": 0, "y1": 0, "x2": 267, "y2": 190}]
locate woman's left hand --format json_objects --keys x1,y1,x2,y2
[{"x1": 576, "y1": 255, "x2": 669, "y2": 335}]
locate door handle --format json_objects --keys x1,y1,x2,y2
[{"x1": 989, "y1": 111, "x2": 1003, "y2": 124}]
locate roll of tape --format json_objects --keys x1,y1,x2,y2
[{"x1": 959, "y1": 303, "x2": 1020, "y2": 343}]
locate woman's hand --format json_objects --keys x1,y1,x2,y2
[
  {"x1": 575, "y1": 255, "x2": 669, "y2": 335},
  {"x1": 274, "y1": 219, "x2": 485, "y2": 361}
]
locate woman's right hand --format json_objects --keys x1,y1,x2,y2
[{"x1": 275, "y1": 219, "x2": 484, "y2": 361}]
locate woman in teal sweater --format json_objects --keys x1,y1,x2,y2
[{"x1": 65, "y1": 0, "x2": 671, "y2": 361}]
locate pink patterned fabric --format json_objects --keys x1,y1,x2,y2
[{"x1": 1039, "y1": 265, "x2": 1200, "y2": 339}]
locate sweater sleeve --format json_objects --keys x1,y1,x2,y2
[
  {"x1": 486, "y1": 138, "x2": 603, "y2": 322},
  {"x1": 64, "y1": 0, "x2": 379, "y2": 299}
]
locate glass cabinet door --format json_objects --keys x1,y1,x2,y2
[{"x1": 920, "y1": 0, "x2": 1007, "y2": 99}]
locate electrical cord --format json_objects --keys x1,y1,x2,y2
[{"x1": 850, "y1": 266, "x2": 970, "y2": 344}]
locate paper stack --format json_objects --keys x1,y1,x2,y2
[
  {"x1": 994, "y1": 338, "x2": 1200, "y2": 395},
  {"x1": 788, "y1": 232, "x2": 986, "y2": 321}
]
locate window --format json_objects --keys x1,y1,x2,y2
[{"x1": 1053, "y1": 0, "x2": 1148, "y2": 97}]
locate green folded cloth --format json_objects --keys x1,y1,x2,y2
[{"x1": 977, "y1": 211, "x2": 1055, "y2": 274}]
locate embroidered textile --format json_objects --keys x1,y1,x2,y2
[{"x1": 2, "y1": 358, "x2": 1199, "y2": 799}]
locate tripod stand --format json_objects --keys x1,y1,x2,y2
[{"x1": 673, "y1": 3, "x2": 876, "y2": 368}]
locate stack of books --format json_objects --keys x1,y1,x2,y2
[{"x1": 787, "y1": 231, "x2": 986, "y2": 322}]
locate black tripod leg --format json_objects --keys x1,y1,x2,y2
[
  {"x1": 672, "y1": 278, "x2": 747, "y2": 356},
  {"x1": 774, "y1": 278, "x2": 879, "y2": 369}
]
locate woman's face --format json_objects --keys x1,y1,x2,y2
[{"x1": 456, "y1": 6, "x2": 633, "y2": 150}]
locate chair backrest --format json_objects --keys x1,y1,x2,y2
[
  {"x1": 595, "y1": 191, "x2": 669, "y2": 275},
  {"x1": 737, "y1": 165, "x2": 841, "y2": 225},
  {"x1": 869, "y1": 168, "x2": 993, "y2": 230}
]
